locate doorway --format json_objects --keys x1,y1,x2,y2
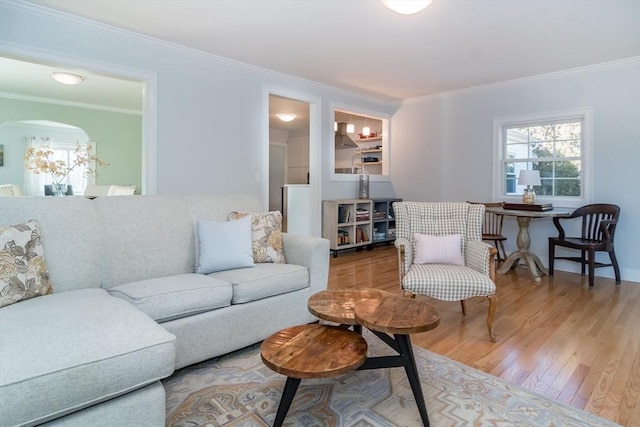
[
  {"x1": 268, "y1": 93, "x2": 315, "y2": 234},
  {"x1": 0, "y1": 49, "x2": 156, "y2": 193}
]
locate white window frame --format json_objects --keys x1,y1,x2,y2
[{"x1": 493, "y1": 108, "x2": 593, "y2": 208}]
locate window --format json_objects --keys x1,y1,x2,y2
[{"x1": 494, "y1": 109, "x2": 592, "y2": 206}]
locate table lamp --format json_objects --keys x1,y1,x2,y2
[{"x1": 518, "y1": 170, "x2": 541, "y2": 204}]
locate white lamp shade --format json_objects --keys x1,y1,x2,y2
[{"x1": 518, "y1": 170, "x2": 541, "y2": 186}]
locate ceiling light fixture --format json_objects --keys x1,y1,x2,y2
[
  {"x1": 51, "y1": 72, "x2": 85, "y2": 85},
  {"x1": 347, "y1": 115, "x2": 355, "y2": 134},
  {"x1": 383, "y1": 0, "x2": 433, "y2": 15},
  {"x1": 276, "y1": 113, "x2": 296, "y2": 122},
  {"x1": 362, "y1": 117, "x2": 370, "y2": 137}
]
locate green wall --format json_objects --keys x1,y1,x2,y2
[{"x1": 0, "y1": 97, "x2": 142, "y2": 193}]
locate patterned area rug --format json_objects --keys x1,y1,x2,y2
[{"x1": 164, "y1": 330, "x2": 619, "y2": 427}]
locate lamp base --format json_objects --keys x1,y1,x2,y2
[{"x1": 522, "y1": 188, "x2": 536, "y2": 204}]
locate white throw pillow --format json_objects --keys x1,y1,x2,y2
[
  {"x1": 413, "y1": 233, "x2": 464, "y2": 265},
  {"x1": 197, "y1": 215, "x2": 254, "y2": 274}
]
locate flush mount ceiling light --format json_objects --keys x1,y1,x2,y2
[
  {"x1": 383, "y1": 0, "x2": 433, "y2": 15},
  {"x1": 276, "y1": 113, "x2": 296, "y2": 122},
  {"x1": 51, "y1": 72, "x2": 85, "y2": 85}
]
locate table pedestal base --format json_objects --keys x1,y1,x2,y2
[
  {"x1": 498, "y1": 250, "x2": 548, "y2": 281},
  {"x1": 497, "y1": 216, "x2": 548, "y2": 282}
]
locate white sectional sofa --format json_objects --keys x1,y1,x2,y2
[{"x1": 0, "y1": 194, "x2": 330, "y2": 427}]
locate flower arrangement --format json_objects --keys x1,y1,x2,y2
[{"x1": 24, "y1": 144, "x2": 109, "y2": 195}]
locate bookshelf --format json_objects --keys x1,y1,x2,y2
[
  {"x1": 372, "y1": 198, "x2": 401, "y2": 243},
  {"x1": 322, "y1": 198, "x2": 401, "y2": 257}
]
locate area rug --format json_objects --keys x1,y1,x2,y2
[{"x1": 163, "y1": 330, "x2": 619, "y2": 427}]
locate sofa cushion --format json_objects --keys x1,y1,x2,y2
[
  {"x1": 0, "y1": 219, "x2": 52, "y2": 308},
  {"x1": 0, "y1": 288, "x2": 176, "y2": 427},
  {"x1": 197, "y1": 216, "x2": 255, "y2": 274},
  {"x1": 108, "y1": 274, "x2": 233, "y2": 323},
  {"x1": 208, "y1": 263, "x2": 309, "y2": 304},
  {"x1": 228, "y1": 211, "x2": 287, "y2": 264}
]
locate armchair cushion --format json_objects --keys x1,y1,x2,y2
[
  {"x1": 403, "y1": 264, "x2": 496, "y2": 301},
  {"x1": 413, "y1": 233, "x2": 464, "y2": 265}
]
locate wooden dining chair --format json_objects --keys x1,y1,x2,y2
[
  {"x1": 548, "y1": 203, "x2": 621, "y2": 287},
  {"x1": 468, "y1": 201, "x2": 507, "y2": 262}
]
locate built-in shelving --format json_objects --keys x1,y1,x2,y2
[{"x1": 323, "y1": 198, "x2": 401, "y2": 257}]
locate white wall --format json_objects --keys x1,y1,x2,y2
[
  {"x1": 392, "y1": 60, "x2": 640, "y2": 283},
  {"x1": 0, "y1": 2, "x2": 397, "y2": 231}
]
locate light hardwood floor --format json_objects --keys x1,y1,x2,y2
[{"x1": 328, "y1": 245, "x2": 640, "y2": 426}]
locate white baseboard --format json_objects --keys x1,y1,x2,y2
[{"x1": 553, "y1": 261, "x2": 639, "y2": 284}]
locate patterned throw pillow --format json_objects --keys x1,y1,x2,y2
[
  {"x1": 0, "y1": 220, "x2": 52, "y2": 308},
  {"x1": 228, "y1": 211, "x2": 286, "y2": 264}
]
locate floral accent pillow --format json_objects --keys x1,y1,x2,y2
[
  {"x1": 228, "y1": 211, "x2": 286, "y2": 264},
  {"x1": 0, "y1": 220, "x2": 52, "y2": 308}
]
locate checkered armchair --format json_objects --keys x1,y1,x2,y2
[{"x1": 394, "y1": 202, "x2": 498, "y2": 342}]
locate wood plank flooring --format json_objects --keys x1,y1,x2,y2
[{"x1": 327, "y1": 245, "x2": 640, "y2": 426}]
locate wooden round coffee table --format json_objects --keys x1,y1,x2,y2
[
  {"x1": 261, "y1": 323, "x2": 367, "y2": 427},
  {"x1": 307, "y1": 288, "x2": 394, "y2": 331},
  {"x1": 308, "y1": 289, "x2": 440, "y2": 427},
  {"x1": 353, "y1": 296, "x2": 440, "y2": 427}
]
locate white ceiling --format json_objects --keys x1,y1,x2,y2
[{"x1": 25, "y1": 0, "x2": 640, "y2": 101}]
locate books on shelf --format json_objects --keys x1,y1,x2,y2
[
  {"x1": 503, "y1": 203, "x2": 553, "y2": 211},
  {"x1": 356, "y1": 208, "x2": 369, "y2": 221},
  {"x1": 339, "y1": 207, "x2": 351, "y2": 223},
  {"x1": 355, "y1": 227, "x2": 369, "y2": 243},
  {"x1": 373, "y1": 211, "x2": 386, "y2": 219}
]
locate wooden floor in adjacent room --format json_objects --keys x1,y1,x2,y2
[{"x1": 328, "y1": 245, "x2": 640, "y2": 427}]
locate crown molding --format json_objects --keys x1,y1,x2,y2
[
  {"x1": 403, "y1": 56, "x2": 640, "y2": 105},
  {"x1": 2, "y1": 0, "x2": 399, "y2": 107},
  {"x1": 0, "y1": 91, "x2": 143, "y2": 115}
]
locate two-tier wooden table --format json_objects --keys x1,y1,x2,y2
[
  {"x1": 307, "y1": 288, "x2": 441, "y2": 427},
  {"x1": 261, "y1": 323, "x2": 367, "y2": 427}
]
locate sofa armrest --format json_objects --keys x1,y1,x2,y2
[
  {"x1": 282, "y1": 233, "x2": 330, "y2": 294},
  {"x1": 465, "y1": 240, "x2": 496, "y2": 281}
]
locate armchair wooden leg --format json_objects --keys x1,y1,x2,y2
[
  {"x1": 487, "y1": 294, "x2": 498, "y2": 343},
  {"x1": 460, "y1": 300, "x2": 467, "y2": 315}
]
